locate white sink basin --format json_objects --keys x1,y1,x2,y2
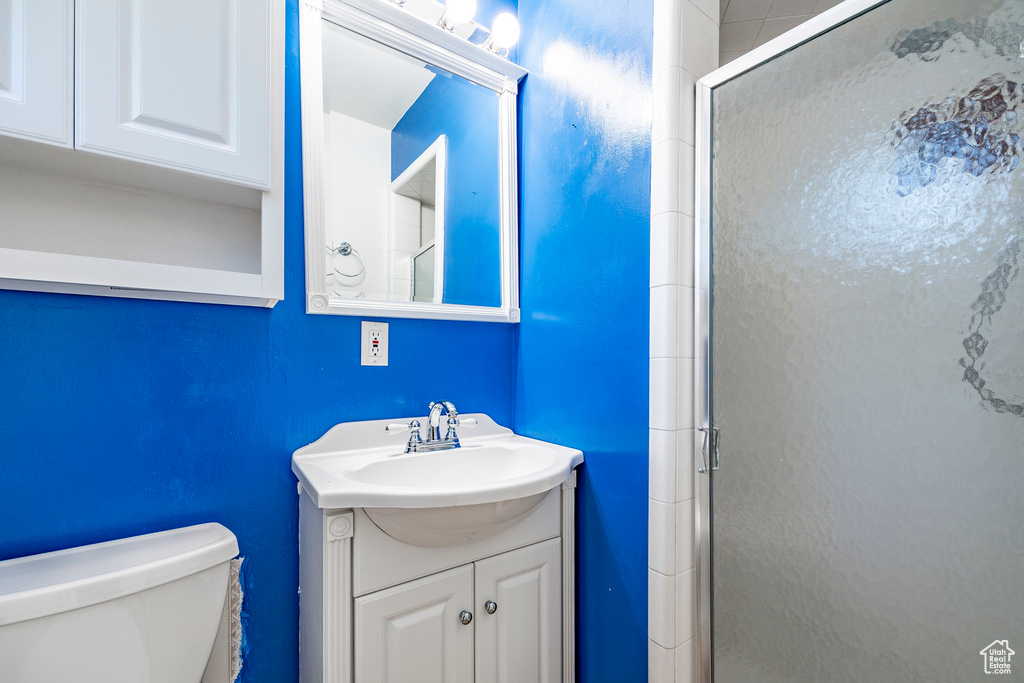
[
  {"x1": 292, "y1": 414, "x2": 583, "y2": 546},
  {"x1": 292, "y1": 414, "x2": 583, "y2": 509},
  {"x1": 348, "y1": 443, "x2": 557, "y2": 489}
]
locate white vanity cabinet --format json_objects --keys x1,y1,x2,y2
[
  {"x1": 0, "y1": 0, "x2": 73, "y2": 146},
  {"x1": 354, "y1": 539, "x2": 561, "y2": 683},
  {"x1": 75, "y1": 0, "x2": 271, "y2": 188},
  {"x1": 473, "y1": 539, "x2": 562, "y2": 683},
  {"x1": 354, "y1": 565, "x2": 475, "y2": 682},
  {"x1": 298, "y1": 476, "x2": 578, "y2": 683}
]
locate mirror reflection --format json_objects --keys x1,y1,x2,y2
[{"x1": 321, "y1": 20, "x2": 501, "y2": 307}]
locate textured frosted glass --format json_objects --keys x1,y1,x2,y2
[{"x1": 710, "y1": 1, "x2": 1024, "y2": 681}]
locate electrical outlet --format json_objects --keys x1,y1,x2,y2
[{"x1": 361, "y1": 321, "x2": 388, "y2": 366}]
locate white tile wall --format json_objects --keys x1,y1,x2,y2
[
  {"x1": 674, "y1": 569, "x2": 696, "y2": 645},
  {"x1": 678, "y1": 71, "x2": 697, "y2": 147},
  {"x1": 652, "y1": 1, "x2": 851, "y2": 679},
  {"x1": 394, "y1": 195, "x2": 421, "y2": 225},
  {"x1": 675, "y1": 500, "x2": 695, "y2": 572},
  {"x1": 652, "y1": 69, "x2": 682, "y2": 147},
  {"x1": 649, "y1": 358, "x2": 679, "y2": 432},
  {"x1": 649, "y1": 428, "x2": 678, "y2": 503},
  {"x1": 651, "y1": 140, "x2": 682, "y2": 215},
  {"x1": 675, "y1": 429, "x2": 695, "y2": 504},
  {"x1": 678, "y1": 145, "x2": 696, "y2": 220},
  {"x1": 650, "y1": 286, "x2": 680, "y2": 359},
  {"x1": 651, "y1": 640, "x2": 675, "y2": 680},
  {"x1": 719, "y1": 0, "x2": 839, "y2": 64},
  {"x1": 690, "y1": 0, "x2": 719, "y2": 23},
  {"x1": 420, "y1": 205, "x2": 436, "y2": 244},
  {"x1": 675, "y1": 361, "x2": 695, "y2": 430},
  {"x1": 388, "y1": 194, "x2": 422, "y2": 301},
  {"x1": 675, "y1": 635, "x2": 697, "y2": 680},
  {"x1": 650, "y1": 213, "x2": 681, "y2": 288},
  {"x1": 680, "y1": 3, "x2": 720, "y2": 79},
  {"x1": 649, "y1": 568, "x2": 677, "y2": 647},
  {"x1": 649, "y1": 0, "x2": 717, "y2": 679},
  {"x1": 649, "y1": 499, "x2": 677, "y2": 576}
]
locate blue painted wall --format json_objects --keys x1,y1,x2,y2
[
  {"x1": 0, "y1": 0, "x2": 652, "y2": 680},
  {"x1": 0, "y1": 2, "x2": 514, "y2": 680},
  {"x1": 391, "y1": 71, "x2": 502, "y2": 307},
  {"x1": 514, "y1": 0, "x2": 653, "y2": 679}
]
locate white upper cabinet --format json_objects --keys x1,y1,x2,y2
[
  {"x1": 0, "y1": 0, "x2": 283, "y2": 307},
  {"x1": 75, "y1": 0, "x2": 271, "y2": 189},
  {"x1": 0, "y1": 0, "x2": 73, "y2": 146}
]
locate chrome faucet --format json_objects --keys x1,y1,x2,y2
[
  {"x1": 385, "y1": 401, "x2": 476, "y2": 453},
  {"x1": 427, "y1": 401, "x2": 457, "y2": 442}
]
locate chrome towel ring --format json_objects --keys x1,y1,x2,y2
[{"x1": 327, "y1": 242, "x2": 365, "y2": 280}]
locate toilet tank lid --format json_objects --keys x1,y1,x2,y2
[{"x1": 0, "y1": 523, "x2": 238, "y2": 627}]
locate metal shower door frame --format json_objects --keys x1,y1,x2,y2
[{"x1": 692, "y1": 1, "x2": 892, "y2": 681}]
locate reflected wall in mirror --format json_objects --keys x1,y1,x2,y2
[{"x1": 301, "y1": 0, "x2": 526, "y2": 322}]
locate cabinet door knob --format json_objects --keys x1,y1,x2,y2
[
  {"x1": 484, "y1": 600, "x2": 497, "y2": 614},
  {"x1": 459, "y1": 610, "x2": 473, "y2": 625}
]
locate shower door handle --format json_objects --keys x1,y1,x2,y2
[
  {"x1": 698, "y1": 426, "x2": 720, "y2": 473},
  {"x1": 712, "y1": 427, "x2": 720, "y2": 471}
]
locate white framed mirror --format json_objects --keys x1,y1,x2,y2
[{"x1": 300, "y1": 0, "x2": 527, "y2": 322}]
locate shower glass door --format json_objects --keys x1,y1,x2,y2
[{"x1": 704, "y1": 0, "x2": 1024, "y2": 680}]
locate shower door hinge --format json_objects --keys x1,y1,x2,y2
[{"x1": 698, "y1": 425, "x2": 720, "y2": 474}]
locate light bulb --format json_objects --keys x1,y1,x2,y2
[
  {"x1": 489, "y1": 13, "x2": 520, "y2": 49},
  {"x1": 442, "y1": 0, "x2": 476, "y2": 28}
]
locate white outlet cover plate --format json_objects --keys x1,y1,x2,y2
[{"x1": 361, "y1": 321, "x2": 388, "y2": 366}]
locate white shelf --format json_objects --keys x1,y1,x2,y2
[{"x1": 0, "y1": 248, "x2": 274, "y2": 306}]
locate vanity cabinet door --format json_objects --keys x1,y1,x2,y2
[
  {"x1": 0, "y1": 0, "x2": 72, "y2": 146},
  {"x1": 74, "y1": 0, "x2": 271, "y2": 189},
  {"x1": 355, "y1": 564, "x2": 475, "y2": 683},
  {"x1": 474, "y1": 538, "x2": 562, "y2": 683}
]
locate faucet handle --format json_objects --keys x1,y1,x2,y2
[
  {"x1": 444, "y1": 415, "x2": 477, "y2": 442},
  {"x1": 387, "y1": 420, "x2": 422, "y2": 453},
  {"x1": 386, "y1": 420, "x2": 419, "y2": 434}
]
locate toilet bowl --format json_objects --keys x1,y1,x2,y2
[{"x1": 0, "y1": 523, "x2": 238, "y2": 683}]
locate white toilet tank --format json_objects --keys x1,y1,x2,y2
[{"x1": 0, "y1": 523, "x2": 238, "y2": 683}]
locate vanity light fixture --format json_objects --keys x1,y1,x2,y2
[
  {"x1": 438, "y1": 0, "x2": 476, "y2": 31},
  {"x1": 484, "y1": 12, "x2": 520, "y2": 52}
]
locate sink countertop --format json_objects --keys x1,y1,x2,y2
[{"x1": 292, "y1": 413, "x2": 584, "y2": 509}]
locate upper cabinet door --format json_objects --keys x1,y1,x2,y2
[
  {"x1": 75, "y1": 0, "x2": 270, "y2": 189},
  {"x1": 0, "y1": 0, "x2": 73, "y2": 146},
  {"x1": 474, "y1": 538, "x2": 562, "y2": 683}
]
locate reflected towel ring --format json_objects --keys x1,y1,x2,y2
[
  {"x1": 325, "y1": 242, "x2": 365, "y2": 298},
  {"x1": 327, "y1": 242, "x2": 366, "y2": 280}
]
